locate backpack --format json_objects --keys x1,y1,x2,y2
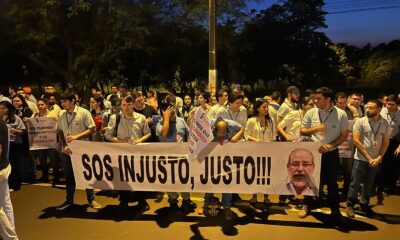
[{"x1": 113, "y1": 113, "x2": 121, "y2": 137}]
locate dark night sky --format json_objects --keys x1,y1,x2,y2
[{"x1": 247, "y1": 0, "x2": 400, "y2": 47}]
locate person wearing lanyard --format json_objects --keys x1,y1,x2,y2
[
  {"x1": 299, "y1": 87, "x2": 348, "y2": 219},
  {"x1": 346, "y1": 99, "x2": 390, "y2": 218},
  {"x1": 56, "y1": 94, "x2": 102, "y2": 211},
  {"x1": 215, "y1": 92, "x2": 247, "y2": 128},
  {"x1": 380, "y1": 94, "x2": 400, "y2": 195},
  {"x1": 245, "y1": 98, "x2": 276, "y2": 211}
]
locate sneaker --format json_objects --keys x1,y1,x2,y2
[
  {"x1": 117, "y1": 201, "x2": 129, "y2": 214},
  {"x1": 181, "y1": 199, "x2": 197, "y2": 211},
  {"x1": 56, "y1": 201, "x2": 73, "y2": 211},
  {"x1": 346, "y1": 206, "x2": 355, "y2": 218},
  {"x1": 360, "y1": 204, "x2": 375, "y2": 216},
  {"x1": 169, "y1": 202, "x2": 180, "y2": 211},
  {"x1": 224, "y1": 208, "x2": 234, "y2": 221},
  {"x1": 137, "y1": 201, "x2": 150, "y2": 212},
  {"x1": 298, "y1": 205, "x2": 309, "y2": 219},
  {"x1": 377, "y1": 192, "x2": 384, "y2": 205},
  {"x1": 88, "y1": 200, "x2": 102, "y2": 209}
]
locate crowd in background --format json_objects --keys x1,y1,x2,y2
[{"x1": 1, "y1": 83, "x2": 400, "y2": 239}]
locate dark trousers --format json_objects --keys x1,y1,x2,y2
[
  {"x1": 380, "y1": 138, "x2": 400, "y2": 191},
  {"x1": 61, "y1": 153, "x2": 95, "y2": 203},
  {"x1": 305, "y1": 149, "x2": 340, "y2": 210},
  {"x1": 341, "y1": 157, "x2": 354, "y2": 197},
  {"x1": 8, "y1": 142, "x2": 23, "y2": 190}
]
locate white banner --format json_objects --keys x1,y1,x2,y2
[
  {"x1": 27, "y1": 117, "x2": 57, "y2": 150},
  {"x1": 69, "y1": 141, "x2": 322, "y2": 196}
]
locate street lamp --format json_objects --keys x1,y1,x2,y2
[{"x1": 208, "y1": 0, "x2": 217, "y2": 96}]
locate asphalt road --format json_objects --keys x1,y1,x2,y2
[{"x1": 10, "y1": 184, "x2": 400, "y2": 240}]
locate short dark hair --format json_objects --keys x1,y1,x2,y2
[
  {"x1": 200, "y1": 92, "x2": 210, "y2": 104},
  {"x1": 367, "y1": 99, "x2": 383, "y2": 108},
  {"x1": 217, "y1": 89, "x2": 227, "y2": 98},
  {"x1": 335, "y1": 92, "x2": 347, "y2": 99},
  {"x1": 315, "y1": 87, "x2": 334, "y2": 100},
  {"x1": 351, "y1": 92, "x2": 362, "y2": 98},
  {"x1": 286, "y1": 86, "x2": 300, "y2": 95},
  {"x1": 228, "y1": 92, "x2": 244, "y2": 104},
  {"x1": 386, "y1": 94, "x2": 399, "y2": 104},
  {"x1": 121, "y1": 95, "x2": 134, "y2": 103},
  {"x1": 59, "y1": 93, "x2": 76, "y2": 102},
  {"x1": 270, "y1": 91, "x2": 281, "y2": 101}
]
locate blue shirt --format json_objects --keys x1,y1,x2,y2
[{"x1": 156, "y1": 117, "x2": 189, "y2": 142}]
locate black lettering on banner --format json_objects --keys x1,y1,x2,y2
[
  {"x1": 118, "y1": 155, "x2": 124, "y2": 181},
  {"x1": 211, "y1": 156, "x2": 221, "y2": 184},
  {"x1": 233, "y1": 156, "x2": 243, "y2": 184},
  {"x1": 82, "y1": 154, "x2": 92, "y2": 181},
  {"x1": 137, "y1": 156, "x2": 145, "y2": 183},
  {"x1": 158, "y1": 156, "x2": 167, "y2": 184},
  {"x1": 103, "y1": 154, "x2": 114, "y2": 181},
  {"x1": 244, "y1": 156, "x2": 255, "y2": 184},
  {"x1": 200, "y1": 157, "x2": 209, "y2": 184},
  {"x1": 146, "y1": 156, "x2": 157, "y2": 183},
  {"x1": 124, "y1": 155, "x2": 135, "y2": 182},
  {"x1": 92, "y1": 154, "x2": 104, "y2": 181},
  {"x1": 168, "y1": 156, "x2": 178, "y2": 184},
  {"x1": 178, "y1": 157, "x2": 189, "y2": 184},
  {"x1": 223, "y1": 156, "x2": 232, "y2": 184}
]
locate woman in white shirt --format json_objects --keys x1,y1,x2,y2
[{"x1": 245, "y1": 98, "x2": 276, "y2": 210}]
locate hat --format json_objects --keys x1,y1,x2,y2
[{"x1": 23, "y1": 87, "x2": 32, "y2": 94}]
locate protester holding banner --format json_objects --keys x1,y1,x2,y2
[
  {"x1": 105, "y1": 95, "x2": 151, "y2": 212},
  {"x1": 0, "y1": 101, "x2": 25, "y2": 191},
  {"x1": 30, "y1": 99, "x2": 59, "y2": 182},
  {"x1": 346, "y1": 99, "x2": 390, "y2": 218},
  {"x1": 157, "y1": 99, "x2": 197, "y2": 211},
  {"x1": 216, "y1": 92, "x2": 247, "y2": 128},
  {"x1": 56, "y1": 93, "x2": 102, "y2": 211},
  {"x1": 0, "y1": 117, "x2": 19, "y2": 240},
  {"x1": 245, "y1": 98, "x2": 276, "y2": 210},
  {"x1": 299, "y1": 87, "x2": 348, "y2": 219},
  {"x1": 201, "y1": 117, "x2": 244, "y2": 220}
]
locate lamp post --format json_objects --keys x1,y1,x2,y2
[{"x1": 208, "y1": 0, "x2": 217, "y2": 96}]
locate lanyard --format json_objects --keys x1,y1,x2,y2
[
  {"x1": 65, "y1": 108, "x2": 78, "y2": 134},
  {"x1": 368, "y1": 119, "x2": 382, "y2": 140},
  {"x1": 257, "y1": 117, "x2": 273, "y2": 141},
  {"x1": 387, "y1": 112, "x2": 397, "y2": 125},
  {"x1": 318, "y1": 108, "x2": 333, "y2": 124},
  {"x1": 228, "y1": 109, "x2": 239, "y2": 122}
]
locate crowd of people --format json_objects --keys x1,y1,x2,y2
[{"x1": 1, "y1": 83, "x2": 400, "y2": 239}]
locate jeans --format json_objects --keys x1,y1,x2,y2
[
  {"x1": 347, "y1": 159, "x2": 381, "y2": 206},
  {"x1": 60, "y1": 153, "x2": 95, "y2": 203},
  {"x1": 0, "y1": 165, "x2": 18, "y2": 240},
  {"x1": 204, "y1": 193, "x2": 232, "y2": 209}
]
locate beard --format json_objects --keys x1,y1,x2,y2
[{"x1": 367, "y1": 112, "x2": 377, "y2": 118}]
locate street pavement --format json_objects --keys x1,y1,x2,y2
[{"x1": 10, "y1": 184, "x2": 400, "y2": 240}]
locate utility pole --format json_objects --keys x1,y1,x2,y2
[{"x1": 208, "y1": 0, "x2": 217, "y2": 96}]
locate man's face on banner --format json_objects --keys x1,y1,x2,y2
[{"x1": 287, "y1": 149, "x2": 315, "y2": 190}]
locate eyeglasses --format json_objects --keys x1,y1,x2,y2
[{"x1": 289, "y1": 162, "x2": 314, "y2": 168}]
